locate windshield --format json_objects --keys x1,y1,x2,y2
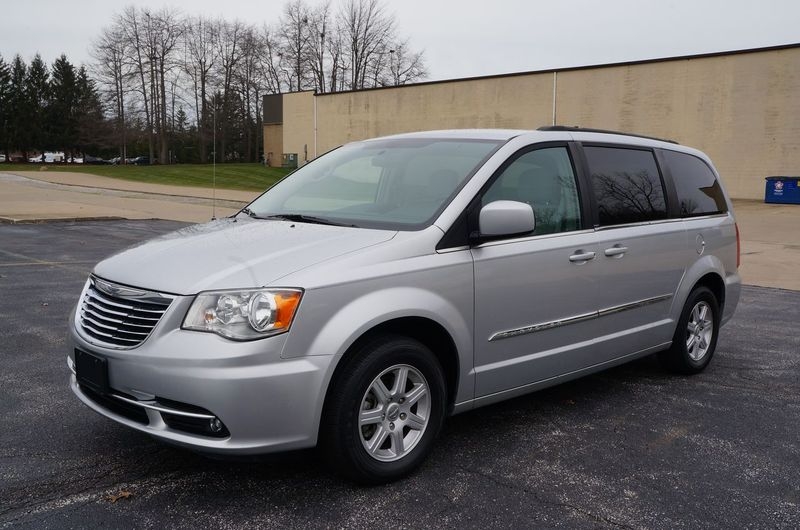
[{"x1": 245, "y1": 138, "x2": 502, "y2": 230}]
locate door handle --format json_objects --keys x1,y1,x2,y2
[
  {"x1": 604, "y1": 245, "x2": 628, "y2": 258},
  {"x1": 569, "y1": 250, "x2": 596, "y2": 263}
]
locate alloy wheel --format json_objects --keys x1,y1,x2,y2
[
  {"x1": 686, "y1": 301, "x2": 714, "y2": 361},
  {"x1": 358, "y1": 364, "x2": 430, "y2": 462}
]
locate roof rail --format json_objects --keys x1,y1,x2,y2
[{"x1": 537, "y1": 125, "x2": 679, "y2": 145}]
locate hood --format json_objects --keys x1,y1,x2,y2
[{"x1": 94, "y1": 218, "x2": 397, "y2": 294}]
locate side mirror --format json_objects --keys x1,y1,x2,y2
[{"x1": 478, "y1": 200, "x2": 536, "y2": 238}]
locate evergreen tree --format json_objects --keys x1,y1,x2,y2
[
  {"x1": 171, "y1": 105, "x2": 193, "y2": 163},
  {"x1": 49, "y1": 54, "x2": 78, "y2": 155},
  {"x1": 75, "y1": 66, "x2": 107, "y2": 156},
  {"x1": 8, "y1": 55, "x2": 29, "y2": 158},
  {"x1": 26, "y1": 54, "x2": 50, "y2": 155},
  {"x1": 0, "y1": 55, "x2": 11, "y2": 160},
  {"x1": 175, "y1": 105, "x2": 188, "y2": 133}
]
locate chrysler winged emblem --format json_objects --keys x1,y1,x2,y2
[{"x1": 93, "y1": 278, "x2": 148, "y2": 299}]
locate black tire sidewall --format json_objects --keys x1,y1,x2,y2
[
  {"x1": 324, "y1": 336, "x2": 446, "y2": 484},
  {"x1": 671, "y1": 286, "x2": 721, "y2": 372}
]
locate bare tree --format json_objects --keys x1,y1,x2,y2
[
  {"x1": 326, "y1": 21, "x2": 345, "y2": 92},
  {"x1": 118, "y1": 6, "x2": 155, "y2": 161},
  {"x1": 86, "y1": 0, "x2": 428, "y2": 164},
  {"x1": 184, "y1": 15, "x2": 217, "y2": 162},
  {"x1": 339, "y1": 0, "x2": 395, "y2": 90},
  {"x1": 236, "y1": 26, "x2": 265, "y2": 161},
  {"x1": 386, "y1": 40, "x2": 427, "y2": 86},
  {"x1": 92, "y1": 26, "x2": 129, "y2": 160},
  {"x1": 145, "y1": 8, "x2": 183, "y2": 164},
  {"x1": 215, "y1": 19, "x2": 245, "y2": 161},
  {"x1": 279, "y1": 0, "x2": 312, "y2": 91},
  {"x1": 257, "y1": 25, "x2": 285, "y2": 94},
  {"x1": 109, "y1": 7, "x2": 184, "y2": 164},
  {"x1": 307, "y1": 1, "x2": 332, "y2": 93},
  {"x1": 366, "y1": 41, "x2": 391, "y2": 87}
]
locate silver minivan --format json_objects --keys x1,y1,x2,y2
[{"x1": 68, "y1": 127, "x2": 741, "y2": 483}]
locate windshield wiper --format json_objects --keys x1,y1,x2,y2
[
  {"x1": 262, "y1": 213, "x2": 357, "y2": 227},
  {"x1": 240, "y1": 207, "x2": 262, "y2": 219}
]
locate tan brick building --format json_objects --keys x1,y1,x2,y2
[{"x1": 264, "y1": 44, "x2": 800, "y2": 200}]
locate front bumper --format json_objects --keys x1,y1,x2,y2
[{"x1": 68, "y1": 304, "x2": 336, "y2": 455}]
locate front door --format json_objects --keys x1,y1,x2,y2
[{"x1": 472, "y1": 145, "x2": 603, "y2": 397}]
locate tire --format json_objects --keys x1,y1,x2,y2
[
  {"x1": 659, "y1": 286, "x2": 720, "y2": 374},
  {"x1": 321, "y1": 334, "x2": 447, "y2": 484}
]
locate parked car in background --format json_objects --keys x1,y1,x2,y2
[
  {"x1": 131, "y1": 156, "x2": 150, "y2": 165},
  {"x1": 84, "y1": 155, "x2": 108, "y2": 165},
  {"x1": 28, "y1": 152, "x2": 66, "y2": 163},
  {"x1": 68, "y1": 127, "x2": 741, "y2": 484},
  {"x1": 0, "y1": 154, "x2": 5, "y2": 163}
]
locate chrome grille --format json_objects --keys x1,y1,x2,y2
[{"x1": 78, "y1": 276, "x2": 173, "y2": 349}]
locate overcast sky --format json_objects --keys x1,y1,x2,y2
[{"x1": 1, "y1": 0, "x2": 798, "y2": 81}]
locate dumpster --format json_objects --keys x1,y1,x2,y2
[{"x1": 765, "y1": 176, "x2": 800, "y2": 204}]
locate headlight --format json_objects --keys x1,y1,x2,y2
[{"x1": 182, "y1": 288, "x2": 303, "y2": 340}]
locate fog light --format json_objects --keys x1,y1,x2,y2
[{"x1": 209, "y1": 417, "x2": 223, "y2": 433}]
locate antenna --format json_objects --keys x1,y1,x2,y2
[{"x1": 211, "y1": 98, "x2": 217, "y2": 220}]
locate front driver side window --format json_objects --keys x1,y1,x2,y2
[{"x1": 482, "y1": 147, "x2": 581, "y2": 235}]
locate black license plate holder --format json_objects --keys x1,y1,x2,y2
[{"x1": 75, "y1": 349, "x2": 110, "y2": 394}]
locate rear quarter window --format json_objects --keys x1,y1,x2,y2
[
  {"x1": 584, "y1": 146, "x2": 668, "y2": 226},
  {"x1": 661, "y1": 150, "x2": 728, "y2": 216}
]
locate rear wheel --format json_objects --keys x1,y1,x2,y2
[
  {"x1": 321, "y1": 335, "x2": 446, "y2": 484},
  {"x1": 659, "y1": 286, "x2": 720, "y2": 374}
]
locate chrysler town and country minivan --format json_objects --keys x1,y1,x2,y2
[{"x1": 68, "y1": 127, "x2": 740, "y2": 483}]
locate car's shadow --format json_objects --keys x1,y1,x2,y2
[{"x1": 79, "y1": 353, "x2": 675, "y2": 492}]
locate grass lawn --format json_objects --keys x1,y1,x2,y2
[{"x1": 1, "y1": 163, "x2": 292, "y2": 191}]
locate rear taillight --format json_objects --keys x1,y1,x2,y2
[{"x1": 735, "y1": 222, "x2": 741, "y2": 268}]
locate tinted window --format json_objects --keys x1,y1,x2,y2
[
  {"x1": 482, "y1": 147, "x2": 581, "y2": 235},
  {"x1": 585, "y1": 146, "x2": 667, "y2": 226},
  {"x1": 662, "y1": 150, "x2": 727, "y2": 216}
]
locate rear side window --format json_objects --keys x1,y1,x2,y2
[
  {"x1": 662, "y1": 150, "x2": 728, "y2": 216},
  {"x1": 584, "y1": 146, "x2": 667, "y2": 226}
]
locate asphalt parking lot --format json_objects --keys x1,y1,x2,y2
[{"x1": 1, "y1": 220, "x2": 798, "y2": 529}]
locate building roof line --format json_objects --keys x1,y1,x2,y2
[{"x1": 309, "y1": 42, "x2": 800, "y2": 97}]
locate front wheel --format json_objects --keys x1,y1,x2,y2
[
  {"x1": 659, "y1": 286, "x2": 720, "y2": 374},
  {"x1": 321, "y1": 335, "x2": 446, "y2": 484}
]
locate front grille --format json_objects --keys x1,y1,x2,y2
[{"x1": 78, "y1": 276, "x2": 173, "y2": 349}]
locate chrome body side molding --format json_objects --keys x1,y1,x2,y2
[{"x1": 489, "y1": 293, "x2": 673, "y2": 342}]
